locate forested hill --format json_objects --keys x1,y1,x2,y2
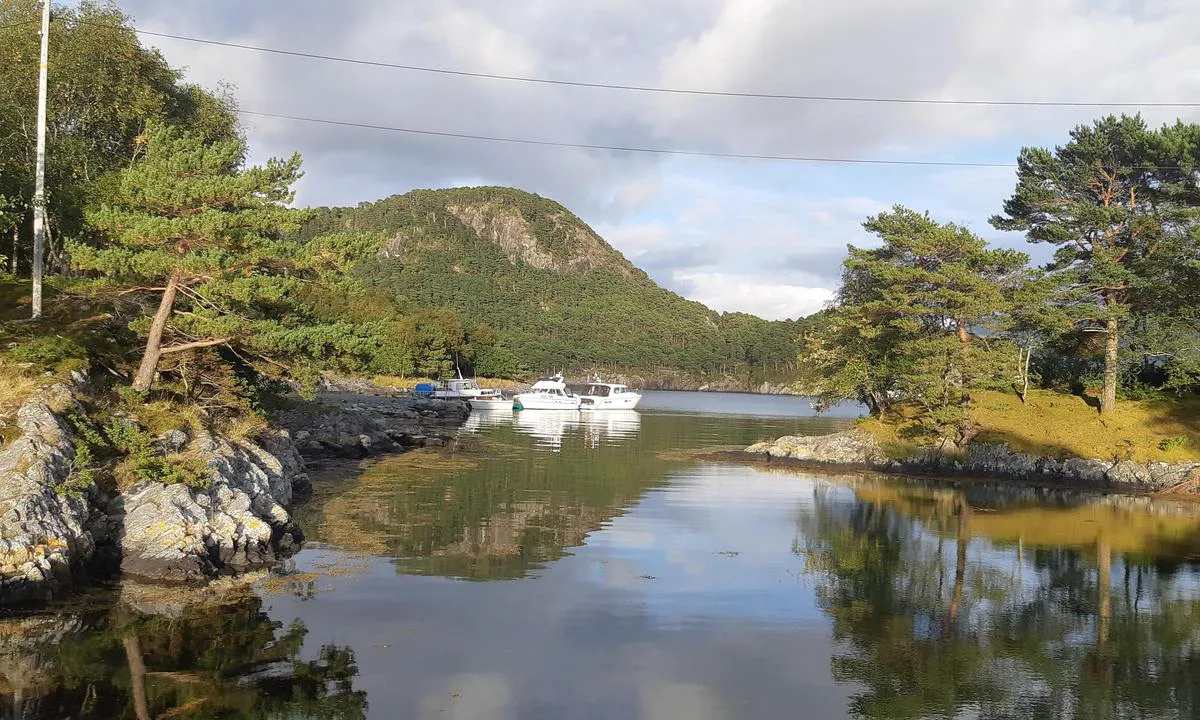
[{"x1": 294, "y1": 186, "x2": 802, "y2": 382}]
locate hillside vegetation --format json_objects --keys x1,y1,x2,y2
[{"x1": 293, "y1": 187, "x2": 802, "y2": 382}]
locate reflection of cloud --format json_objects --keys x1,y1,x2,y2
[
  {"x1": 640, "y1": 682, "x2": 725, "y2": 720},
  {"x1": 419, "y1": 673, "x2": 512, "y2": 720},
  {"x1": 608, "y1": 526, "x2": 659, "y2": 550},
  {"x1": 596, "y1": 557, "x2": 648, "y2": 590}
]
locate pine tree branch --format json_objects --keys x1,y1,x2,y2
[{"x1": 158, "y1": 337, "x2": 232, "y2": 355}]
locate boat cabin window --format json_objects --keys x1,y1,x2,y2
[{"x1": 587, "y1": 385, "x2": 610, "y2": 397}]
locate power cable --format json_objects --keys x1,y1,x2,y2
[
  {"x1": 86, "y1": 22, "x2": 1200, "y2": 109},
  {"x1": 0, "y1": 18, "x2": 39, "y2": 31},
  {"x1": 237, "y1": 109, "x2": 1015, "y2": 167}
]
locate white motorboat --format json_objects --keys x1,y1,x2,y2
[
  {"x1": 578, "y1": 378, "x2": 642, "y2": 410},
  {"x1": 513, "y1": 374, "x2": 581, "y2": 410}
]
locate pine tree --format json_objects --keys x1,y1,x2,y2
[
  {"x1": 805, "y1": 206, "x2": 1027, "y2": 438},
  {"x1": 990, "y1": 115, "x2": 1200, "y2": 413},
  {"x1": 77, "y1": 124, "x2": 303, "y2": 393}
]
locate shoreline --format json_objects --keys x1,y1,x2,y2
[
  {"x1": 738, "y1": 429, "x2": 1200, "y2": 500},
  {"x1": 8, "y1": 384, "x2": 1196, "y2": 608},
  {"x1": 0, "y1": 380, "x2": 469, "y2": 607},
  {"x1": 696, "y1": 450, "x2": 1200, "y2": 504}
]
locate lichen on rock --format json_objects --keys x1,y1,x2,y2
[
  {"x1": 0, "y1": 384, "x2": 97, "y2": 604},
  {"x1": 1, "y1": 384, "x2": 310, "y2": 604}
]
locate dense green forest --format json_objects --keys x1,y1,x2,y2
[{"x1": 292, "y1": 187, "x2": 802, "y2": 381}]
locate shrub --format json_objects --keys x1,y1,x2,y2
[
  {"x1": 1159, "y1": 436, "x2": 1192, "y2": 452},
  {"x1": 60, "y1": 411, "x2": 212, "y2": 495},
  {"x1": 6, "y1": 335, "x2": 87, "y2": 370}
]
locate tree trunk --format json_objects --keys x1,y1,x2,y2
[
  {"x1": 946, "y1": 501, "x2": 970, "y2": 630},
  {"x1": 1097, "y1": 535, "x2": 1111, "y2": 645},
  {"x1": 1102, "y1": 314, "x2": 1118, "y2": 415},
  {"x1": 1022, "y1": 347, "x2": 1031, "y2": 401},
  {"x1": 955, "y1": 316, "x2": 970, "y2": 353},
  {"x1": 122, "y1": 635, "x2": 152, "y2": 720},
  {"x1": 132, "y1": 270, "x2": 181, "y2": 393}
]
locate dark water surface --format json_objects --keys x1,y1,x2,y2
[{"x1": 5, "y1": 391, "x2": 1200, "y2": 719}]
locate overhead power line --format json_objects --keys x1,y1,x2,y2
[
  {"x1": 237, "y1": 109, "x2": 1016, "y2": 167},
  {"x1": 0, "y1": 18, "x2": 39, "y2": 31},
  {"x1": 106, "y1": 24, "x2": 1200, "y2": 110}
]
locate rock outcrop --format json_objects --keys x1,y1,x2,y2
[
  {"x1": 113, "y1": 429, "x2": 305, "y2": 583},
  {"x1": 1, "y1": 387, "x2": 310, "y2": 602},
  {"x1": 1, "y1": 381, "x2": 471, "y2": 605},
  {"x1": 278, "y1": 393, "x2": 470, "y2": 458},
  {"x1": 0, "y1": 385, "x2": 98, "y2": 604},
  {"x1": 746, "y1": 429, "x2": 1200, "y2": 493}
]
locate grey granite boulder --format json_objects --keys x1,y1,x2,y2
[
  {"x1": 114, "y1": 429, "x2": 304, "y2": 582},
  {"x1": 0, "y1": 385, "x2": 98, "y2": 604},
  {"x1": 747, "y1": 428, "x2": 889, "y2": 466}
]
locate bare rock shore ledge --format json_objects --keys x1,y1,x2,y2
[
  {"x1": 0, "y1": 380, "x2": 468, "y2": 606},
  {"x1": 745, "y1": 429, "x2": 1200, "y2": 493}
]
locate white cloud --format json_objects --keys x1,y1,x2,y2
[
  {"x1": 674, "y1": 272, "x2": 833, "y2": 320},
  {"x1": 112, "y1": 0, "x2": 1200, "y2": 317}
]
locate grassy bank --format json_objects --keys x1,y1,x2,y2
[
  {"x1": 859, "y1": 389, "x2": 1200, "y2": 464},
  {"x1": 370, "y1": 375, "x2": 521, "y2": 391}
]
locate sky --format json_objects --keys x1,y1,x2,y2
[{"x1": 111, "y1": 0, "x2": 1200, "y2": 320}]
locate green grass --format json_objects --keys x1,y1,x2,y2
[
  {"x1": 859, "y1": 389, "x2": 1200, "y2": 463},
  {"x1": 371, "y1": 374, "x2": 520, "y2": 391}
]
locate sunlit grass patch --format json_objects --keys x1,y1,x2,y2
[
  {"x1": 858, "y1": 389, "x2": 1200, "y2": 463},
  {"x1": 969, "y1": 390, "x2": 1200, "y2": 463},
  {"x1": 0, "y1": 359, "x2": 45, "y2": 416},
  {"x1": 372, "y1": 375, "x2": 520, "y2": 391}
]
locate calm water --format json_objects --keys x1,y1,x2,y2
[{"x1": 5, "y1": 391, "x2": 1200, "y2": 719}]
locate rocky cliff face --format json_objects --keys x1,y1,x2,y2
[
  {"x1": 746, "y1": 430, "x2": 1200, "y2": 493},
  {"x1": 446, "y1": 200, "x2": 634, "y2": 277}
]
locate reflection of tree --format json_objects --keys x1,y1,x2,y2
[
  {"x1": 319, "y1": 420, "x2": 687, "y2": 581},
  {"x1": 4, "y1": 591, "x2": 367, "y2": 719},
  {"x1": 802, "y1": 483, "x2": 1200, "y2": 720},
  {"x1": 801, "y1": 490, "x2": 1006, "y2": 718}
]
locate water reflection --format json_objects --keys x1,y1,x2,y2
[
  {"x1": 799, "y1": 473, "x2": 1200, "y2": 719},
  {"x1": 12, "y1": 393, "x2": 1200, "y2": 719},
  {"x1": 0, "y1": 584, "x2": 366, "y2": 720},
  {"x1": 463, "y1": 409, "x2": 642, "y2": 450}
]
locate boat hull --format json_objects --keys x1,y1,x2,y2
[
  {"x1": 513, "y1": 395, "x2": 582, "y2": 410},
  {"x1": 468, "y1": 397, "x2": 514, "y2": 411},
  {"x1": 580, "y1": 395, "x2": 641, "y2": 410}
]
